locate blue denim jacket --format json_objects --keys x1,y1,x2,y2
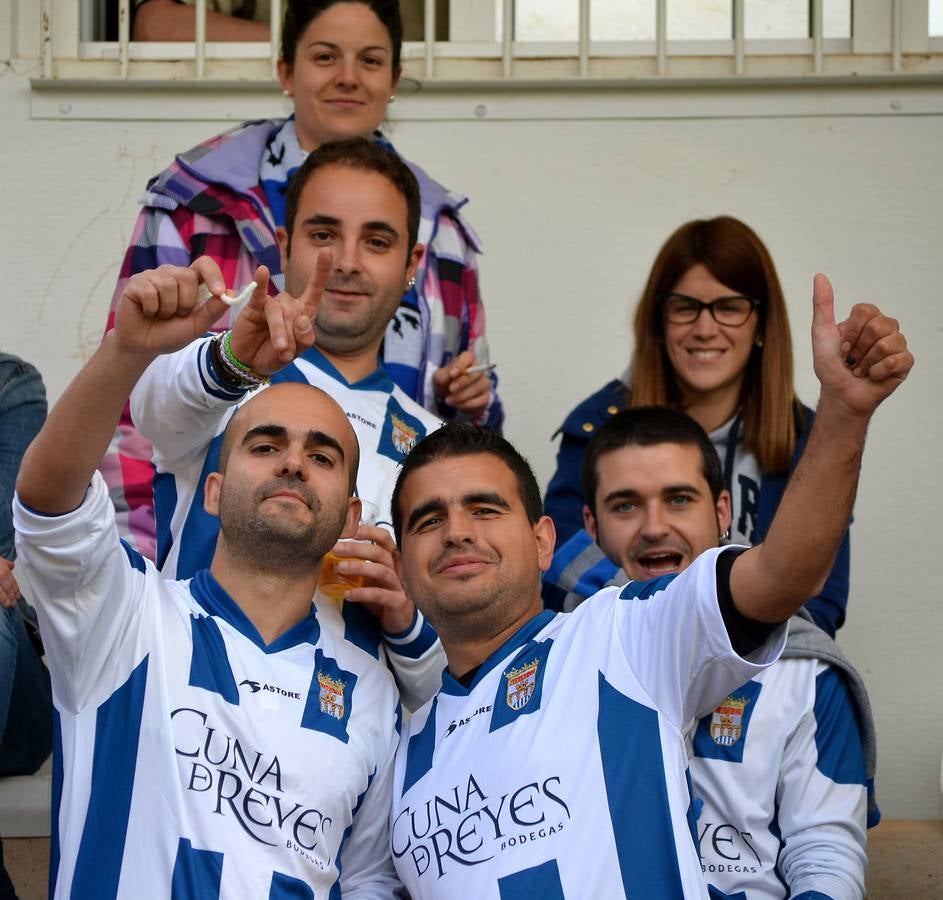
[
  {"x1": 0, "y1": 353, "x2": 47, "y2": 560},
  {"x1": 0, "y1": 353, "x2": 51, "y2": 780}
]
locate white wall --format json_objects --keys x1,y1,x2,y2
[{"x1": 2, "y1": 53, "x2": 942, "y2": 818}]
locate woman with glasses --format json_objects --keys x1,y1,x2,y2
[
  {"x1": 101, "y1": 0, "x2": 500, "y2": 561},
  {"x1": 543, "y1": 215, "x2": 849, "y2": 636}
]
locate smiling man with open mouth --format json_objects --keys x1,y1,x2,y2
[{"x1": 582, "y1": 405, "x2": 731, "y2": 582}]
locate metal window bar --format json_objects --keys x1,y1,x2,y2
[
  {"x1": 425, "y1": 0, "x2": 436, "y2": 79},
  {"x1": 195, "y1": 0, "x2": 207, "y2": 78},
  {"x1": 578, "y1": 0, "x2": 590, "y2": 77},
  {"x1": 892, "y1": 0, "x2": 902, "y2": 72},
  {"x1": 118, "y1": 0, "x2": 129, "y2": 78},
  {"x1": 733, "y1": 0, "x2": 744, "y2": 75},
  {"x1": 656, "y1": 0, "x2": 667, "y2": 75},
  {"x1": 502, "y1": 0, "x2": 514, "y2": 78},
  {"x1": 40, "y1": 0, "x2": 53, "y2": 78},
  {"x1": 34, "y1": 0, "x2": 943, "y2": 85},
  {"x1": 813, "y1": 0, "x2": 824, "y2": 74},
  {"x1": 271, "y1": 0, "x2": 281, "y2": 77}
]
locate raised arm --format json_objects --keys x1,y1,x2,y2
[
  {"x1": 16, "y1": 260, "x2": 235, "y2": 514},
  {"x1": 730, "y1": 275, "x2": 913, "y2": 623},
  {"x1": 20, "y1": 254, "x2": 331, "y2": 515}
]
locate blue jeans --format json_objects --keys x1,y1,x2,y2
[{"x1": 0, "y1": 602, "x2": 51, "y2": 776}]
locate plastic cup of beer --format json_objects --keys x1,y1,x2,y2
[{"x1": 319, "y1": 499, "x2": 379, "y2": 608}]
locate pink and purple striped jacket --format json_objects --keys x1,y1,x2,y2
[{"x1": 102, "y1": 118, "x2": 500, "y2": 558}]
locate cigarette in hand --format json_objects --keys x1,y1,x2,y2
[
  {"x1": 197, "y1": 281, "x2": 258, "y2": 307},
  {"x1": 464, "y1": 363, "x2": 497, "y2": 375}
]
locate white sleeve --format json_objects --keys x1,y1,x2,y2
[
  {"x1": 13, "y1": 472, "x2": 160, "y2": 714},
  {"x1": 382, "y1": 610, "x2": 446, "y2": 711},
  {"x1": 337, "y1": 709, "x2": 407, "y2": 899},
  {"x1": 777, "y1": 661, "x2": 868, "y2": 900},
  {"x1": 130, "y1": 335, "x2": 248, "y2": 470},
  {"x1": 614, "y1": 546, "x2": 786, "y2": 729}
]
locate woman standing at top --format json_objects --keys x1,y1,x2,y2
[
  {"x1": 104, "y1": 0, "x2": 500, "y2": 560},
  {"x1": 543, "y1": 216, "x2": 849, "y2": 636}
]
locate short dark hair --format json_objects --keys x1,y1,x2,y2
[
  {"x1": 581, "y1": 406, "x2": 725, "y2": 516},
  {"x1": 391, "y1": 423, "x2": 544, "y2": 545},
  {"x1": 281, "y1": 0, "x2": 404, "y2": 72},
  {"x1": 283, "y1": 137, "x2": 421, "y2": 258}
]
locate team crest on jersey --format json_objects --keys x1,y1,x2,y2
[
  {"x1": 709, "y1": 695, "x2": 750, "y2": 746},
  {"x1": 391, "y1": 413, "x2": 418, "y2": 454},
  {"x1": 379, "y1": 396, "x2": 427, "y2": 462},
  {"x1": 302, "y1": 650, "x2": 357, "y2": 743},
  {"x1": 318, "y1": 671, "x2": 346, "y2": 719},
  {"x1": 505, "y1": 659, "x2": 540, "y2": 711}
]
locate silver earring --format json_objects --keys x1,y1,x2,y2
[
  {"x1": 406, "y1": 277, "x2": 415, "y2": 290},
  {"x1": 389, "y1": 95, "x2": 396, "y2": 102},
  {"x1": 283, "y1": 89, "x2": 291, "y2": 97},
  {"x1": 754, "y1": 338, "x2": 764, "y2": 348},
  {"x1": 721, "y1": 529, "x2": 730, "y2": 542}
]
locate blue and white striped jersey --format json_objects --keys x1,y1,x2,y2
[
  {"x1": 691, "y1": 658, "x2": 867, "y2": 900},
  {"x1": 390, "y1": 547, "x2": 786, "y2": 900},
  {"x1": 15, "y1": 474, "x2": 404, "y2": 899},
  {"x1": 129, "y1": 336, "x2": 444, "y2": 709},
  {"x1": 131, "y1": 336, "x2": 441, "y2": 580}
]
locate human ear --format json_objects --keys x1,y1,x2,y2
[
  {"x1": 204, "y1": 472, "x2": 223, "y2": 518},
  {"x1": 534, "y1": 515, "x2": 557, "y2": 573},
  {"x1": 716, "y1": 489, "x2": 732, "y2": 539},
  {"x1": 277, "y1": 58, "x2": 294, "y2": 96}
]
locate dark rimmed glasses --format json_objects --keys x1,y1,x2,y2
[{"x1": 660, "y1": 292, "x2": 759, "y2": 327}]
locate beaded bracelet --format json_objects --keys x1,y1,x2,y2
[{"x1": 211, "y1": 332, "x2": 268, "y2": 389}]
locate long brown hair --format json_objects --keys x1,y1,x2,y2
[{"x1": 628, "y1": 216, "x2": 799, "y2": 474}]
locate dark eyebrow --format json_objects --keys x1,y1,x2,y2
[
  {"x1": 301, "y1": 214, "x2": 340, "y2": 230},
  {"x1": 307, "y1": 40, "x2": 390, "y2": 54},
  {"x1": 406, "y1": 498, "x2": 446, "y2": 534},
  {"x1": 603, "y1": 488, "x2": 639, "y2": 505},
  {"x1": 406, "y1": 491, "x2": 512, "y2": 533},
  {"x1": 241, "y1": 425, "x2": 344, "y2": 461},
  {"x1": 305, "y1": 430, "x2": 345, "y2": 462},
  {"x1": 363, "y1": 220, "x2": 399, "y2": 241},
  {"x1": 662, "y1": 483, "x2": 702, "y2": 496},
  {"x1": 242, "y1": 424, "x2": 287, "y2": 446},
  {"x1": 603, "y1": 484, "x2": 703, "y2": 505},
  {"x1": 463, "y1": 492, "x2": 511, "y2": 511},
  {"x1": 299, "y1": 215, "x2": 398, "y2": 243}
]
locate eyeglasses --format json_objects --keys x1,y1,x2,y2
[{"x1": 660, "y1": 292, "x2": 759, "y2": 327}]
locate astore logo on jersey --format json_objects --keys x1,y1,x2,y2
[
  {"x1": 443, "y1": 705, "x2": 492, "y2": 739},
  {"x1": 392, "y1": 773, "x2": 571, "y2": 880},
  {"x1": 171, "y1": 706, "x2": 334, "y2": 865},
  {"x1": 238, "y1": 679, "x2": 302, "y2": 700}
]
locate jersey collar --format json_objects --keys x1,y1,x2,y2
[
  {"x1": 189, "y1": 569, "x2": 321, "y2": 654},
  {"x1": 290, "y1": 346, "x2": 395, "y2": 393},
  {"x1": 440, "y1": 609, "x2": 558, "y2": 696}
]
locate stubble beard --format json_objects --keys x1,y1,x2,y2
[
  {"x1": 286, "y1": 264, "x2": 401, "y2": 357},
  {"x1": 218, "y1": 477, "x2": 347, "y2": 576},
  {"x1": 413, "y1": 567, "x2": 538, "y2": 648}
]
